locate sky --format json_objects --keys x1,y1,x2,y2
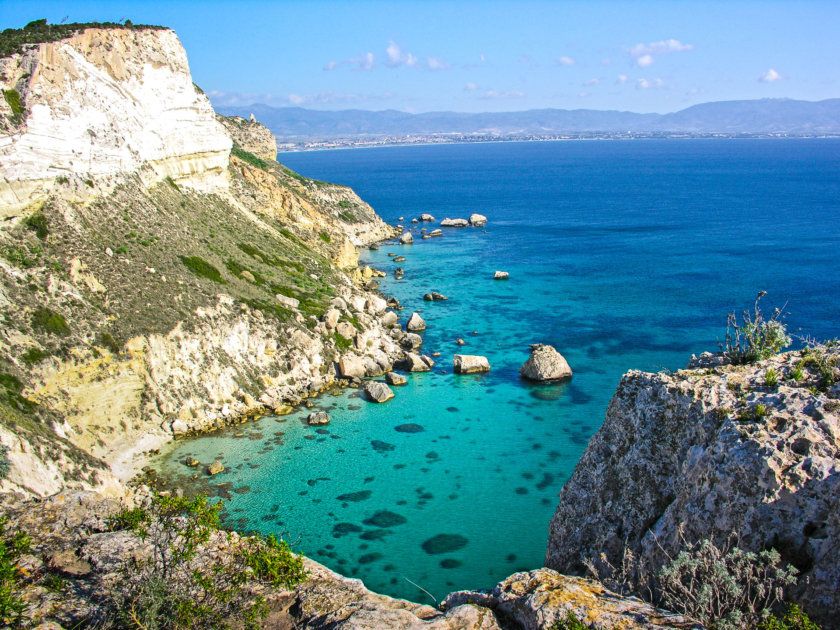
[{"x1": 2, "y1": 0, "x2": 839, "y2": 114}]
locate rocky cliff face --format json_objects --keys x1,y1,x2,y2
[
  {"x1": 0, "y1": 27, "x2": 231, "y2": 215},
  {"x1": 0, "y1": 25, "x2": 397, "y2": 497},
  {"x1": 545, "y1": 349, "x2": 840, "y2": 626},
  {"x1": 216, "y1": 114, "x2": 278, "y2": 161}
]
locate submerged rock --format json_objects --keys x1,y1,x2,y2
[
  {"x1": 519, "y1": 344, "x2": 572, "y2": 382},
  {"x1": 406, "y1": 312, "x2": 426, "y2": 332},
  {"x1": 453, "y1": 355, "x2": 490, "y2": 374},
  {"x1": 364, "y1": 381, "x2": 395, "y2": 403},
  {"x1": 308, "y1": 411, "x2": 330, "y2": 426},
  {"x1": 208, "y1": 461, "x2": 224, "y2": 475},
  {"x1": 469, "y1": 213, "x2": 487, "y2": 227}
]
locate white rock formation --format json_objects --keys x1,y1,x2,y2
[
  {"x1": 406, "y1": 312, "x2": 426, "y2": 332},
  {"x1": 453, "y1": 354, "x2": 491, "y2": 374},
  {"x1": 519, "y1": 344, "x2": 572, "y2": 381},
  {"x1": 0, "y1": 27, "x2": 232, "y2": 216},
  {"x1": 469, "y1": 213, "x2": 487, "y2": 226},
  {"x1": 399, "y1": 231, "x2": 414, "y2": 244},
  {"x1": 441, "y1": 218, "x2": 469, "y2": 227}
]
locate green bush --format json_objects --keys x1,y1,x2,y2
[
  {"x1": 797, "y1": 342, "x2": 839, "y2": 392},
  {"x1": 180, "y1": 256, "x2": 225, "y2": 284},
  {"x1": 720, "y1": 292, "x2": 791, "y2": 365},
  {"x1": 25, "y1": 212, "x2": 49, "y2": 239},
  {"x1": 759, "y1": 604, "x2": 822, "y2": 630},
  {"x1": 31, "y1": 307, "x2": 70, "y2": 336},
  {"x1": 550, "y1": 612, "x2": 590, "y2": 630},
  {"x1": 2, "y1": 89, "x2": 22, "y2": 117},
  {"x1": 319, "y1": 232, "x2": 331, "y2": 243},
  {"x1": 231, "y1": 146, "x2": 268, "y2": 170},
  {"x1": 764, "y1": 368, "x2": 779, "y2": 388},
  {"x1": 21, "y1": 347, "x2": 49, "y2": 365},
  {"x1": 333, "y1": 333, "x2": 352, "y2": 351},
  {"x1": 104, "y1": 494, "x2": 306, "y2": 629},
  {"x1": 0, "y1": 517, "x2": 31, "y2": 627},
  {"x1": 0, "y1": 20, "x2": 166, "y2": 59}
]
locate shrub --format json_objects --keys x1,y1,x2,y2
[
  {"x1": 0, "y1": 517, "x2": 31, "y2": 627},
  {"x1": 658, "y1": 535, "x2": 796, "y2": 630},
  {"x1": 180, "y1": 255, "x2": 225, "y2": 284},
  {"x1": 319, "y1": 232, "x2": 331, "y2": 243},
  {"x1": 759, "y1": 604, "x2": 822, "y2": 630},
  {"x1": 720, "y1": 292, "x2": 791, "y2": 365},
  {"x1": 797, "y1": 341, "x2": 839, "y2": 392},
  {"x1": 21, "y1": 347, "x2": 49, "y2": 365},
  {"x1": 2, "y1": 89, "x2": 22, "y2": 118},
  {"x1": 551, "y1": 612, "x2": 590, "y2": 630},
  {"x1": 333, "y1": 333, "x2": 352, "y2": 351},
  {"x1": 24, "y1": 212, "x2": 48, "y2": 239},
  {"x1": 0, "y1": 445, "x2": 9, "y2": 481},
  {"x1": 764, "y1": 368, "x2": 779, "y2": 388},
  {"x1": 31, "y1": 307, "x2": 70, "y2": 336},
  {"x1": 231, "y1": 146, "x2": 268, "y2": 170},
  {"x1": 104, "y1": 494, "x2": 306, "y2": 629}
]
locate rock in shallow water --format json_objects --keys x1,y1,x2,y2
[
  {"x1": 385, "y1": 372, "x2": 407, "y2": 386},
  {"x1": 308, "y1": 411, "x2": 331, "y2": 426},
  {"x1": 453, "y1": 354, "x2": 491, "y2": 374},
  {"x1": 407, "y1": 312, "x2": 426, "y2": 332},
  {"x1": 469, "y1": 213, "x2": 487, "y2": 227},
  {"x1": 519, "y1": 344, "x2": 572, "y2": 382},
  {"x1": 364, "y1": 381, "x2": 395, "y2": 403}
]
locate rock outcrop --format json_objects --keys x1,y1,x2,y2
[
  {"x1": 216, "y1": 114, "x2": 277, "y2": 161},
  {"x1": 453, "y1": 355, "x2": 491, "y2": 374},
  {"x1": 469, "y1": 213, "x2": 487, "y2": 227},
  {"x1": 407, "y1": 312, "x2": 426, "y2": 332},
  {"x1": 440, "y1": 218, "x2": 469, "y2": 227},
  {"x1": 545, "y1": 349, "x2": 840, "y2": 626},
  {"x1": 519, "y1": 344, "x2": 572, "y2": 381},
  {"x1": 364, "y1": 381, "x2": 395, "y2": 403}
]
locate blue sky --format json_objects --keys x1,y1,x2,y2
[{"x1": 2, "y1": 0, "x2": 838, "y2": 114}]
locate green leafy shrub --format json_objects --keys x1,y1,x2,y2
[
  {"x1": 25, "y1": 213, "x2": 48, "y2": 239},
  {"x1": 759, "y1": 604, "x2": 822, "y2": 630},
  {"x1": 104, "y1": 494, "x2": 306, "y2": 629},
  {"x1": 99, "y1": 332, "x2": 122, "y2": 354},
  {"x1": 21, "y1": 347, "x2": 49, "y2": 365},
  {"x1": 180, "y1": 256, "x2": 225, "y2": 284},
  {"x1": 0, "y1": 445, "x2": 9, "y2": 481},
  {"x1": 333, "y1": 333, "x2": 352, "y2": 351},
  {"x1": 31, "y1": 307, "x2": 70, "y2": 336},
  {"x1": 0, "y1": 20, "x2": 166, "y2": 59},
  {"x1": 658, "y1": 535, "x2": 796, "y2": 630},
  {"x1": 0, "y1": 516, "x2": 31, "y2": 627},
  {"x1": 319, "y1": 231, "x2": 331, "y2": 243},
  {"x1": 797, "y1": 342, "x2": 839, "y2": 392},
  {"x1": 764, "y1": 368, "x2": 779, "y2": 388},
  {"x1": 2, "y1": 89, "x2": 22, "y2": 117},
  {"x1": 551, "y1": 612, "x2": 591, "y2": 630},
  {"x1": 720, "y1": 292, "x2": 791, "y2": 365}
]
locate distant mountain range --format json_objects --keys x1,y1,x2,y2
[{"x1": 215, "y1": 98, "x2": 840, "y2": 140}]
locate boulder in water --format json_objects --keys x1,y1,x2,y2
[
  {"x1": 494, "y1": 271, "x2": 509, "y2": 280},
  {"x1": 519, "y1": 344, "x2": 572, "y2": 381},
  {"x1": 469, "y1": 213, "x2": 487, "y2": 227},
  {"x1": 441, "y1": 218, "x2": 469, "y2": 227},
  {"x1": 385, "y1": 372, "x2": 407, "y2": 386},
  {"x1": 407, "y1": 312, "x2": 426, "y2": 332},
  {"x1": 399, "y1": 231, "x2": 414, "y2": 244},
  {"x1": 308, "y1": 411, "x2": 331, "y2": 426},
  {"x1": 364, "y1": 381, "x2": 395, "y2": 403},
  {"x1": 453, "y1": 354, "x2": 491, "y2": 374}
]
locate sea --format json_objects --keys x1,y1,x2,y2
[{"x1": 154, "y1": 138, "x2": 840, "y2": 603}]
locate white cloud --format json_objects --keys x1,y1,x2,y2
[
  {"x1": 323, "y1": 60, "x2": 338, "y2": 71},
  {"x1": 427, "y1": 56, "x2": 450, "y2": 71},
  {"x1": 636, "y1": 77, "x2": 667, "y2": 90},
  {"x1": 616, "y1": 74, "x2": 629, "y2": 84},
  {"x1": 208, "y1": 90, "x2": 394, "y2": 109},
  {"x1": 385, "y1": 40, "x2": 418, "y2": 68},
  {"x1": 557, "y1": 56, "x2": 576, "y2": 66},
  {"x1": 478, "y1": 89, "x2": 525, "y2": 100},
  {"x1": 583, "y1": 78, "x2": 600, "y2": 87},
  {"x1": 349, "y1": 52, "x2": 375, "y2": 71},
  {"x1": 758, "y1": 68, "x2": 783, "y2": 83},
  {"x1": 464, "y1": 82, "x2": 479, "y2": 91},
  {"x1": 629, "y1": 39, "x2": 694, "y2": 66}
]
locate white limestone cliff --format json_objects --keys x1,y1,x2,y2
[{"x1": 0, "y1": 27, "x2": 231, "y2": 216}]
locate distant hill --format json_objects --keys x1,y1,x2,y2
[{"x1": 215, "y1": 98, "x2": 840, "y2": 140}]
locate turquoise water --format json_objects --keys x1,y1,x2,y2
[{"x1": 156, "y1": 139, "x2": 840, "y2": 603}]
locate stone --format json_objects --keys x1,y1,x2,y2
[
  {"x1": 545, "y1": 349, "x2": 840, "y2": 626},
  {"x1": 440, "y1": 218, "x2": 469, "y2": 227},
  {"x1": 401, "y1": 333, "x2": 423, "y2": 350},
  {"x1": 380, "y1": 311, "x2": 399, "y2": 327},
  {"x1": 453, "y1": 354, "x2": 491, "y2": 374},
  {"x1": 394, "y1": 256, "x2": 406, "y2": 263},
  {"x1": 423, "y1": 292, "x2": 448, "y2": 301},
  {"x1": 455, "y1": 338, "x2": 466, "y2": 346},
  {"x1": 308, "y1": 411, "x2": 330, "y2": 426},
  {"x1": 469, "y1": 213, "x2": 487, "y2": 227},
  {"x1": 330, "y1": 297, "x2": 348, "y2": 310},
  {"x1": 493, "y1": 271, "x2": 509, "y2": 279},
  {"x1": 364, "y1": 381, "x2": 395, "y2": 403},
  {"x1": 240, "y1": 270, "x2": 255, "y2": 283},
  {"x1": 519, "y1": 344, "x2": 572, "y2": 382},
  {"x1": 385, "y1": 372, "x2": 407, "y2": 386},
  {"x1": 185, "y1": 457, "x2": 199, "y2": 467},
  {"x1": 399, "y1": 231, "x2": 413, "y2": 244},
  {"x1": 406, "y1": 312, "x2": 426, "y2": 332},
  {"x1": 208, "y1": 461, "x2": 224, "y2": 475},
  {"x1": 419, "y1": 213, "x2": 436, "y2": 221},
  {"x1": 47, "y1": 549, "x2": 92, "y2": 577},
  {"x1": 335, "y1": 321, "x2": 356, "y2": 340},
  {"x1": 170, "y1": 419, "x2": 189, "y2": 435},
  {"x1": 276, "y1": 294, "x2": 300, "y2": 309},
  {"x1": 429, "y1": 229, "x2": 443, "y2": 237},
  {"x1": 350, "y1": 296, "x2": 367, "y2": 312},
  {"x1": 323, "y1": 308, "x2": 341, "y2": 329},
  {"x1": 367, "y1": 295, "x2": 388, "y2": 314},
  {"x1": 339, "y1": 355, "x2": 367, "y2": 379},
  {"x1": 421, "y1": 355, "x2": 435, "y2": 368},
  {"x1": 398, "y1": 352, "x2": 431, "y2": 372}
]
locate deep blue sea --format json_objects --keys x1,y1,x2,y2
[{"x1": 156, "y1": 139, "x2": 840, "y2": 603}]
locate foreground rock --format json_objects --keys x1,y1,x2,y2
[
  {"x1": 307, "y1": 411, "x2": 330, "y2": 426},
  {"x1": 441, "y1": 218, "x2": 469, "y2": 227},
  {"x1": 397, "y1": 352, "x2": 432, "y2": 372},
  {"x1": 545, "y1": 349, "x2": 840, "y2": 626},
  {"x1": 385, "y1": 372, "x2": 407, "y2": 386},
  {"x1": 399, "y1": 231, "x2": 414, "y2": 244},
  {"x1": 469, "y1": 213, "x2": 487, "y2": 227},
  {"x1": 363, "y1": 381, "x2": 395, "y2": 403},
  {"x1": 407, "y1": 312, "x2": 426, "y2": 332},
  {"x1": 444, "y1": 569, "x2": 693, "y2": 630},
  {"x1": 453, "y1": 355, "x2": 491, "y2": 374},
  {"x1": 519, "y1": 344, "x2": 572, "y2": 382}
]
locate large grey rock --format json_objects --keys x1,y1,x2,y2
[
  {"x1": 207, "y1": 461, "x2": 224, "y2": 475},
  {"x1": 275, "y1": 293, "x2": 300, "y2": 309},
  {"x1": 323, "y1": 308, "x2": 341, "y2": 329},
  {"x1": 419, "y1": 213, "x2": 436, "y2": 222},
  {"x1": 468, "y1": 213, "x2": 487, "y2": 227},
  {"x1": 308, "y1": 411, "x2": 330, "y2": 426},
  {"x1": 493, "y1": 271, "x2": 509, "y2": 279},
  {"x1": 423, "y1": 292, "x2": 448, "y2": 301},
  {"x1": 399, "y1": 231, "x2": 414, "y2": 244},
  {"x1": 335, "y1": 321, "x2": 356, "y2": 340},
  {"x1": 406, "y1": 312, "x2": 426, "y2": 332},
  {"x1": 440, "y1": 218, "x2": 469, "y2": 227},
  {"x1": 339, "y1": 355, "x2": 367, "y2": 379},
  {"x1": 380, "y1": 311, "x2": 399, "y2": 327},
  {"x1": 385, "y1": 372, "x2": 407, "y2": 386},
  {"x1": 453, "y1": 354, "x2": 491, "y2": 374},
  {"x1": 545, "y1": 349, "x2": 840, "y2": 626},
  {"x1": 401, "y1": 333, "x2": 423, "y2": 350},
  {"x1": 364, "y1": 381, "x2": 395, "y2": 403},
  {"x1": 519, "y1": 344, "x2": 572, "y2": 381},
  {"x1": 398, "y1": 352, "x2": 431, "y2": 372}
]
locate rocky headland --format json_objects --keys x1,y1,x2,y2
[{"x1": 0, "y1": 20, "x2": 837, "y2": 630}]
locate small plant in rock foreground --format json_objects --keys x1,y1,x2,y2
[
  {"x1": 0, "y1": 517, "x2": 31, "y2": 627},
  {"x1": 551, "y1": 611, "x2": 591, "y2": 630},
  {"x1": 758, "y1": 603, "x2": 822, "y2": 630},
  {"x1": 104, "y1": 493, "x2": 306, "y2": 630},
  {"x1": 720, "y1": 292, "x2": 791, "y2": 365},
  {"x1": 764, "y1": 368, "x2": 779, "y2": 388},
  {"x1": 796, "y1": 339, "x2": 840, "y2": 392},
  {"x1": 658, "y1": 532, "x2": 796, "y2": 630}
]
